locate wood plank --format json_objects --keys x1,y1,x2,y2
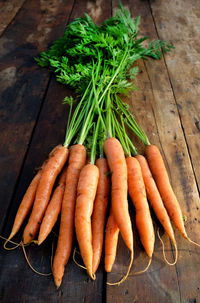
[
  {"x1": 0, "y1": 0, "x2": 26, "y2": 36},
  {"x1": 0, "y1": 0, "x2": 74, "y2": 232},
  {"x1": 0, "y1": 79, "x2": 103, "y2": 303},
  {"x1": 0, "y1": 0, "x2": 111, "y2": 302},
  {"x1": 106, "y1": 0, "x2": 200, "y2": 302},
  {"x1": 149, "y1": 0, "x2": 200, "y2": 193},
  {"x1": 145, "y1": 1, "x2": 200, "y2": 302},
  {"x1": 106, "y1": 1, "x2": 180, "y2": 302}
]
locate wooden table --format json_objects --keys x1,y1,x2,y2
[{"x1": 0, "y1": 0, "x2": 200, "y2": 302}]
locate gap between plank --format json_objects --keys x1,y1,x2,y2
[
  {"x1": 1, "y1": 75, "x2": 52, "y2": 235},
  {"x1": 1, "y1": 0, "x2": 76, "y2": 234},
  {"x1": 143, "y1": 60, "x2": 172, "y2": 180},
  {"x1": 143, "y1": 59, "x2": 182, "y2": 303},
  {"x1": 147, "y1": 0, "x2": 200, "y2": 198},
  {"x1": 0, "y1": 0, "x2": 27, "y2": 38},
  {"x1": 147, "y1": 1, "x2": 188, "y2": 302}
]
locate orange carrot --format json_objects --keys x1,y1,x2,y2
[
  {"x1": 136, "y1": 155, "x2": 176, "y2": 246},
  {"x1": 126, "y1": 156, "x2": 155, "y2": 258},
  {"x1": 7, "y1": 146, "x2": 60, "y2": 242},
  {"x1": 23, "y1": 145, "x2": 68, "y2": 244},
  {"x1": 92, "y1": 158, "x2": 110, "y2": 273},
  {"x1": 103, "y1": 138, "x2": 133, "y2": 285},
  {"x1": 104, "y1": 207, "x2": 119, "y2": 273},
  {"x1": 145, "y1": 145, "x2": 187, "y2": 239},
  {"x1": 8, "y1": 167, "x2": 44, "y2": 241},
  {"x1": 38, "y1": 166, "x2": 67, "y2": 245},
  {"x1": 103, "y1": 138, "x2": 133, "y2": 254},
  {"x1": 75, "y1": 163, "x2": 99, "y2": 280},
  {"x1": 52, "y1": 144, "x2": 86, "y2": 288}
]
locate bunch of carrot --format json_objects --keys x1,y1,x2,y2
[
  {"x1": 4, "y1": 4, "x2": 199, "y2": 289},
  {"x1": 5, "y1": 102, "x2": 196, "y2": 288}
]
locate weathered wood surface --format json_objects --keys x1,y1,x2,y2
[
  {"x1": 0, "y1": 0, "x2": 200, "y2": 302},
  {"x1": 0, "y1": 0, "x2": 75, "y2": 232},
  {"x1": 0, "y1": 0, "x2": 26, "y2": 36},
  {"x1": 107, "y1": 0, "x2": 200, "y2": 302}
]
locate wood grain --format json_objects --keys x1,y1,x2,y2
[
  {"x1": 106, "y1": 0, "x2": 200, "y2": 302},
  {"x1": 146, "y1": 1, "x2": 200, "y2": 302},
  {"x1": 0, "y1": 0, "x2": 74, "y2": 232},
  {"x1": 149, "y1": 0, "x2": 200, "y2": 193},
  {"x1": 0, "y1": 0, "x2": 26, "y2": 36},
  {"x1": 0, "y1": 0, "x2": 111, "y2": 302},
  {"x1": 0, "y1": 0, "x2": 200, "y2": 302},
  {"x1": 106, "y1": 1, "x2": 180, "y2": 303}
]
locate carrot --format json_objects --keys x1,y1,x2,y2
[
  {"x1": 103, "y1": 138, "x2": 133, "y2": 253},
  {"x1": 126, "y1": 156, "x2": 155, "y2": 258},
  {"x1": 23, "y1": 145, "x2": 68, "y2": 244},
  {"x1": 38, "y1": 166, "x2": 67, "y2": 245},
  {"x1": 103, "y1": 137, "x2": 133, "y2": 285},
  {"x1": 104, "y1": 207, "x2": 119, "y2": 273},
  {"x1": 52, "y1": 144, "x2": 86, "y2": 288},
  {"x1": 145, "y1": 145, "x2": 187, "y2": 238},
  {"x1": 75, "y1": 163, "x2": 99, "y2": 280},
  {"x1": 8, "y1": 168, "x2": 43, "y2": 242},
  {"x1": 136, "y1": 155, "x2": 176, "y2": 247},
  {"x1": 7, "y1": 146, "x2": 61, "y2": 242},
  {"x1": 91, "y1": 158, "x2": 110, "y2": 274}
]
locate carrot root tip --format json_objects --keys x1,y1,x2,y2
[
  {"x1": 73, "y1": 248, "x2": 87, "y2": 270},
  {"x1": 73, "y1": 248, "x2": 96, "y2": 280},
  {"x1": 129, "y1": 257, "x2": 152, "y2": 276},
  {"x1": 21, "y1": 242, "x2": 52, "y2": 276},
  {"x1": 186, "y1": 237, "x2": 200, "y2": 248},
  {"x1": 157, "y1": 228, "x2": 178, "y2": 266},
  {"x1": 107, "y1": 250, "x2": 133, "y2": 286},
  {"x1": 0, "y1": 235, "x2": 22, "y2": 250},
  {"x1": 91, "y1": 273, "x2": 96, "y2": 280}
]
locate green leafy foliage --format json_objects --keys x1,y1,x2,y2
[
  {"x1": 36, "y1": 4, "x2": 174, "y2": 157},
  {"x1": 35, "y1": 5, "x2": 173, "y2": 96}
]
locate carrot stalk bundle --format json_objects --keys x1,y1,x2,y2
[
  {"x1": 23, "y1": 145, "x2": 69, "y2": 244},
  {"x1": 75, "y1": 163, "x2": 99, "y2": 280},
  {"x1": 92, "y1": 158, "x2": 110, "y2": 274},
  {"x1": 38, "y1": 166, "x2": 67, "y2": 245},
  {"x1": 2, "y1": 5, "x2": 185, "y2": 291},
  {"x1": 126, "y1": 156, "x2": 155, "y2": 258},
  {"x1": 104, "y1": 207, "x2": 119, "y2": 273},
  {"x1": 53, "y1": 144, "x2": 86, "y2": 288}
]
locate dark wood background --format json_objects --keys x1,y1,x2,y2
[{"x1": 0, "y1": 0, "x2": 200, "y2": 302}]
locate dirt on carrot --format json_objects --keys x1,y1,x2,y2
[
  {"x1": 53, "y1": 144, "x2": 86, "y2": 288},
  {"x1": 91, "y1": 158, "x2": 110, "y2": 274},
  {"x1": 126, "y1": 156, "x2": 155, "y2": 258},
  {"x1": 23, "y1": 145, "x2": 69, "y2": 244}
]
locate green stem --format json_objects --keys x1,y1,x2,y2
[
  {"x1": 115, "y1": 94, "x2": 150, "y2": 145},
  {"x1": 97, "y1": 46, "x2": 129, "y2": 105},
  {"x1": 111, "y1": 112, "x2": 130, "y2": 156},
  {"x1": 120, "y1": 115, "x2": 131, "y2": 156},
  {"x1": 78, "y1": 87, "x2": 95, "y2": 144},
  {"x1": 98, "y1": 120, "x2": 105, "y2": 158},
  {"x1": 64, "y1": 81, "x2": 92, "y2": 147},
  {"x1": 91, "y1": 63, "x2": 107, "y2": 133},
  {"x1": 105, "y1": 90, "x2": 112, "y2": 138},
  {"x1": 90, "y1": 117, "x2": 100, "y2": 164},
  {"x1": 112, "y1": 112, "x2": 138, "y2": 156}
]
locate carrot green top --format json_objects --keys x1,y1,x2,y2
[{"x1": 36, "y1": 4, "x2": 174, "y2": 157}]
